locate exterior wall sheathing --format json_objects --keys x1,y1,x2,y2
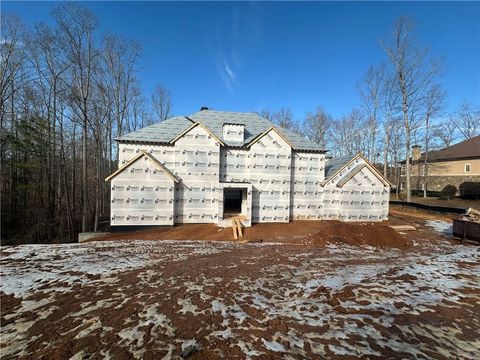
[
  {"x1": 323, "y1": 157, "x2": 389, "y2": 221},
  {"x1": 249, "y1": 130, "x2": 292, "y2": 222},
  {"x1": 291, "y1": 152, "x2": 326, "y2": 220},
  {"x1": 173, "y1": 125, "x2": 221, "y2": 224},
  {"x1": 114, "y1": 134, "x2": 389, "y2": 226},
  {"x1": 110, "y1": 155, "x2": 175, "y2": 226}
]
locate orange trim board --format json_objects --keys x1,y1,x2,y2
[{"x1": 105, "y1": 151, "x2": 178, "y2": 183}]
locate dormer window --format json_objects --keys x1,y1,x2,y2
[{"x1": 223, "y1": 123, "x2": 244, "y2": 142}]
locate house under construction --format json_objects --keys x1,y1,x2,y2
[{"x1": 105, "y1": 109, "x2": 390, "y2": 227}]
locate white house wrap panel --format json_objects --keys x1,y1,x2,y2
[
  {"x1": 249, "y1": 129, "x2": 291, "y2": 223},
  {"x1": 173, "y1": 124, "x2": 221, "y2": 223},
  {"x1": 291, "y1": 152, "x2": 326, "y2": 220},
  {"x1": 107, "y1": 110, "x2": 390, "y2": 227},
  {"x1": 323, "y1": 155, "x2": 389, "y2": 221},
  {"x1": 108, "y1": 153, "x2": 176, "y2": 226}
]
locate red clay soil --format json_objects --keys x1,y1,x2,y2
[
  {"x1": 304, "y1": 221, "x2": 410, "y2": 249},
  {"x1": 391, "y1": 195, "x2": 480, "y2": 209},
  {"x1": 93, "y1": 218, "x2": 411, "y2": 249}
]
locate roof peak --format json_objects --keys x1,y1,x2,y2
[{"x1": 191, "y1": 109, "x2": 259, "y2": 116}]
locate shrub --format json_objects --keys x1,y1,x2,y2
[
  {"x1": 459, "y1": 182, "x2": 480, "y2": 199},
  {"x1": 440, "y1": 185, "x2": 457, "y2": 199}
]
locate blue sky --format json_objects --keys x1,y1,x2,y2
[{"x1": 3, "y1": 1, "x2": 480, "y2": 119}]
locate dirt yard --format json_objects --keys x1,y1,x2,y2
[
  {"x1": 92, "y1": 204, "x2": 450, "y2": 247},
  {"x1": 1, "y1": 209, "x2": 479, "y2": 359},
  {"x1": 391, "y1": 194, "x2": 480, "y2": 209}
]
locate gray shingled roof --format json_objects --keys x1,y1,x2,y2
[
  {"x1": 118, "y1": 116, "x2": 193, "y2": 143},
  {"x1": 324, "y1": 154, "x2": 357, "y2": 179},
  {"x1": 117, "y1": 110, "x2": 325, "y2": 151}
]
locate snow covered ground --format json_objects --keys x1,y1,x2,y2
[{"x1": 1, "y1": 237, "x2": 479, "y2": 359}]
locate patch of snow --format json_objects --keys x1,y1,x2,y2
[
  {"x1": 425, "y1": 220, "x2": 452, "y2": 235},
  {"x1": 262, "y1": 338, "x2": 286, "y2": 352},
  {"x1": 210, "y1": 328, "x2": 234, "y2": 339}
]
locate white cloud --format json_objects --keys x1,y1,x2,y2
[{"x1": 217, "y1": 54, "x2": 237, "y2": 94}]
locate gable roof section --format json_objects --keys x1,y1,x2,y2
[
  {"x1": 324, "y1": 153, "x2": 390, "y2": 187},
  {"x1": 324, "y1": 154, "x2": 357, "y2": 179},
  {"x1": 336, "y1": 163, "x2": 367, "y2": 187},
  {"x1": 401, "y1": 135, "x2": 480, "y2": 164},
  {"x1": 105, "y1": 151, "x2": 178, "y2": 183},
  {"x1": 116, "y1": 110, "x2": 325, "y2": 151},
  {"x1": 246, "y1": 126, "x2": 294, "y2": 149},
  {"x1": 169, "y1": 121, "x2": 225, "y2": 146}
]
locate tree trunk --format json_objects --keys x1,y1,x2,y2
[
  {"x1": 82, "y1": 116, "x2": 88, "y2": 233},
  {"x1": 423, "y1": 117, "x2": 429, "y2": 198}
]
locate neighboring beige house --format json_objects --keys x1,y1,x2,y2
[{"x1": 400, "y1": 135, "x2": 480, "y2": 194}]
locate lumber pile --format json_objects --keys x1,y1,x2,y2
[
  {"x1": 459, "y1": 207, "x2": 480, "y2": 223},
  {"x1": 230, "y1": 215, "x2": 247, "y2": 240},
  {"x1": 389, "y1": 225, "x2": 416, "y2": 231}
]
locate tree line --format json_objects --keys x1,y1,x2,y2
[
  {"x1": 1, "y1": 5, "x2": 479, "y2": 244},
  {"x1": 1, "y1": 3, "x2": 172, "y2": 243},
  {"x1": 259, "y1": 18, "x2": 479, "y2": 201}
]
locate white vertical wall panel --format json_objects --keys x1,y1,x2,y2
[
  {"x1": 220, "y1": 148, "x2": 249, "y2": 183},
  {"x1": 111, "y1": 155, "x2": 175, "y2": 226},
  {"x1": 223, "y1": 124, "x2": 245, "y2": 143},
  {"x1": 173, "y1": 125, "x2": 221, "y2": 223},
  {"x1": 119, "y1": 143, "x2": 176, "y2": 168},
  {"x1": 249, "y1": 130, "x2": 291, "y2": 223},
  {"x1": 291, "y1": 152, "x2": 326, "y2": 220},
  {"x1": 336, "y1": 170, "x2": 389, "y2": 221}
]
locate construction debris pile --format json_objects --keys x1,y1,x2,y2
[
  {"x1": 460, "y1": 207, "x2": 480, "y2": 223},
  {"x1": 453, "y1": 207, "x2": 480, "y2": 242}
]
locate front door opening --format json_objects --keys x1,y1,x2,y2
[{"x1": 223, "y1": 188, "x2": 243, "y2": 217}]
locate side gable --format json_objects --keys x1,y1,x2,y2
[
  {"x1": 105, "y1": 151, "x2": 178, "y2": 183},
  {"x1": 323, "y1": 153, "x2": 390, "y2": 187},
  {"x1": 169, "y1": 122, "x2": 225, "y2": 146},
  {"x1": 247, "y1": 127, "x2": 293, "y2": 150}
]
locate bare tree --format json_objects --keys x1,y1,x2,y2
[
  {"x1": 1, "y1": 6, "x2": 167, "y2": 244},
  {"x1": 421, "y1": 84, "x2": 445, "y2": 197},
  {"x1": 329, "y1": 108, "x2": 367, "y2": 156},
  {"x1": 0, "y1": 14, "x2": 26, "y2": 228},
  {"x1": 51, "y1": 2, "x2": 101, "y2": 232},
  {"x1": 26, "y1": 21, "x2": 71, "y2": 240},
  {"x1": 379, "y1": 70, "x2": 400, "y2": 178},
  {"x1": 151, "y1": 84, "x2": 172, "y2": 121},
  {"x1": 359, "y1": 64, "x2": 386, "y2": 162},
  {"x1": 304, "y1": 107, "x2": 331, "y2": 147},
  {"x1": 451, "y1": 102, "x2": 480, "y2": 140},
  {"x1": 102, "y1": 33, "x2": 141, "y2": 138},
  {"x1": 270, "y1": 107, "x2": 301, "y2": 134},
  {"x1": 382, "y1": 17, "x2": 441, "y2": 202},
  {"x1": 259, "y1": 109, "x2": 274, "y2": 121},
  {"x1": 432, "y1": 120, "x2": 457, "y2": 147}
]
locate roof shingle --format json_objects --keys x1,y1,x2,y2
[
  {"x1": 402, "y1": 135, "x2": 480, "y2": 163},
  {"x1": 324, "y1": 154, "x2": 357, "y2": 179},
  {"x1": 117, "y1": 110, "x2": 325, "y2": 151}
]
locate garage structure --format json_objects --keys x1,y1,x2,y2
[{"x1": 106, "y1": 109, "x2": 390, "y2": 227}]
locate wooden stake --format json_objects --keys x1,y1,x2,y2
[
  {"x1": 235, "y1": 218, "x2": 243, "y2": 237},
  {"x1": 231, "y1": 218, "x2": 238, "y2": 240}
]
